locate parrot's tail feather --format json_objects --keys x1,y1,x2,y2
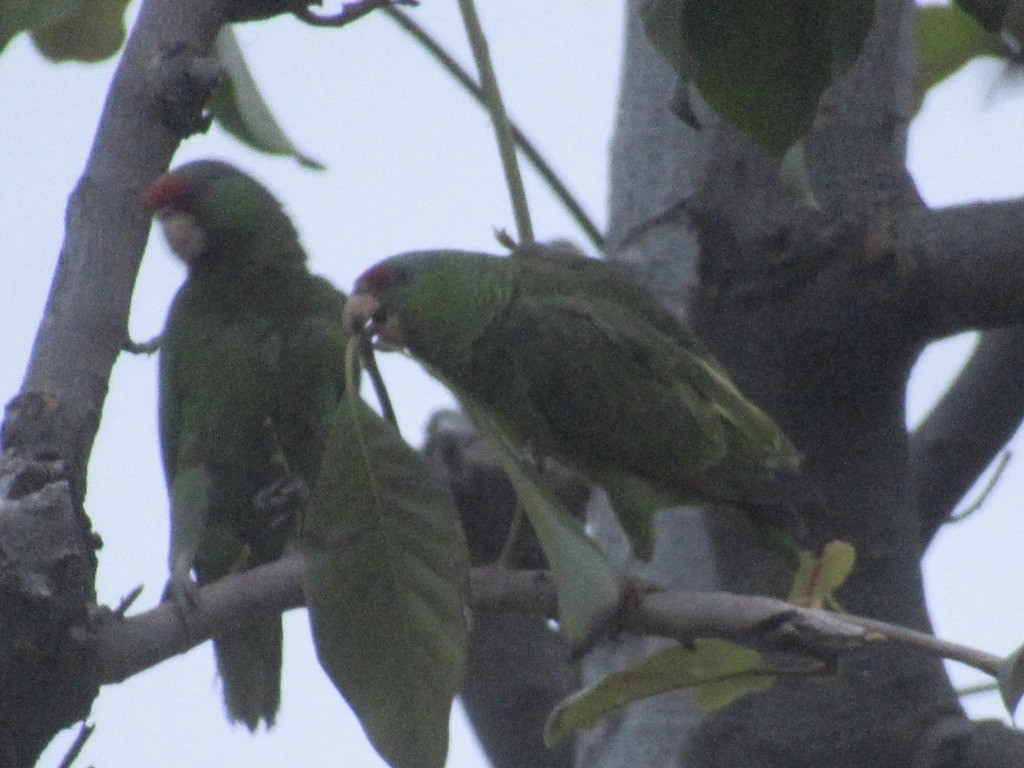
[{"x1": 213, "y1": 616, "x2": 283, "y2": 731}]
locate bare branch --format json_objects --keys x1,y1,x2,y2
[
  {"x1": 96, "y1": 557, "x2": 305, "y2": 684},
  {"x1": 7, "y1": 0, "x2": 229, "y2": 490},
  {"x1": 900, "y1": 200, "x2": 1024, "y2": 341},
  {"x1": 94, "y1": 557, "x2": 1003, "y2": 687},
  {"x1": 911, "y1": 326, "x2": 1024, "y2": 543}
]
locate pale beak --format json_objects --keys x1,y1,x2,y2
[{"x1": 343, "y1": 294, "x2": 406, "y2": 349}]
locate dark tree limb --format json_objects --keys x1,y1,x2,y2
[
  {"x1": 911, "y1": 326, "x2": 1024, "y2": 543},
  {"x1": 599, "y1": 2, "x2": 1024, "y2": 767},
  {"x1": 900, "y1": 200, "x2": 1024, "y2": 340}
]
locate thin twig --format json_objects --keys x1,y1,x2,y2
[
  {"x1": 836, "y1": 614, "x2": 1002, "y2": 677},
  {"x1": 382, "y1": 7, "x2": 604, "y2": 252},
  {"x1": 358, "y1": 335, "x2": 398, "y2": 427},
  {"x1": 947, "y1": 450, "x2": 1012, "y2": 523},
  {"x1": 94, "y1": 559, "x2": 1008, "y2": 686},
  {"x1": 122, "y1": 334, "x2": 161, "y2": 355},
  {"x1": 114, "y1": 585, "x2": 144, "y2": 618},
  {"x1": 957, "y1": 680, "x2": 997, "y2": 698},
  {"x1": 56, "y1": 722, "x2": 94, "y2": 768},
  {"x1": 455, "y1": 0, "x2": 533, "y2": 244},
  {"x1": 495, "y1": 502, "x2": 526, "y2": 566},
  {"x1": 294, "y1": 0, "x2": 416, "y2": 28}
]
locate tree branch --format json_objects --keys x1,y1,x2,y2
[
  {"x1": 7, "y1": 0, "x2": 229, "y2": 491},
  {"x1": 900, "y1": 199, "x2": 1024, "y2": 341},
  {"x1": 911, "y1": 326, "x2": 1024, "y2": 543},
  {"x1": 0, "y1": 1, "x2": 234, "y2": 762},
  {"x1": 93, "y1": 557, "x2": 1003, "y2": 687}
]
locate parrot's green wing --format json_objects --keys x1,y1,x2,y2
[
  {"x1": 489, "y1": 293, "x2": 798, "y2": 553},
  {"x1": 269, "y1": 276, "x2": 351, "y2": 481},
  {"x1": 496, "y1": 293, "x2": 730, "y2": 478},
  {"x1": 513, "y1": 243, "x2": 719, "y2": 360}
]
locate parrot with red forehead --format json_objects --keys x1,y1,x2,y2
[
  {"x1": 343, "y1": 244, "x2": 806, "y2": 556},
  {"x1": 142, "y1": 159, "x2": 349, "y2": 729}
]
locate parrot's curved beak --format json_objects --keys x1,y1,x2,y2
[{"x1": 343, "y1": 293, "x2": 406, "y2": 349}]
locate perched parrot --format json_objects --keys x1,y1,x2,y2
[
  {"x1": 143, "y1": 160, "x2": 349, "y2": 729},
  {"x1": 343, "y1": 245, "x2": 807, "y2": 555}
]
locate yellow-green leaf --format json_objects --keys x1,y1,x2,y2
[
  {"x1": 545, "y1": 640, "x2": 776, "y2": 745},
  {"x1": 788, "y1": 539, "x2": 855, "y2": 609},
  {"x1": 917, "y1": 4, "x2": 1005, "y2": 109},
  {"x1": 30, "y1": 0, "x2": 130, "y2": 62}
]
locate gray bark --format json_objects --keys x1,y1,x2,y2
[
  {"x1": 581, "y1": 1, "x2": 1024, "y2": 767},
  {"x1": 0, "y1": 0, "x2": 230, "y2": 763}
]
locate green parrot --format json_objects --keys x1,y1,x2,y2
[
  {"x1": 143, "y1": 160, "x2": 349, "y2": 730},
  {"x1": 343, "y1": 245, "x2": 806, "y2": 556}
]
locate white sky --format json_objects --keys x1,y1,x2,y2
[{"x1": 0, "y1": 4, "x2": 1021, "y2": 767}]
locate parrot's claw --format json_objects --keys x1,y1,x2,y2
[
  {"x1": 254, "y1": 476, "x2": 311, "y2": 534},
  {"x1": 162, "y1": 573, "x2": 199, "y2": 619}
]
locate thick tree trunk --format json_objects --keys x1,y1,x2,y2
[{"x1": 582, "y1": 1, "x2": 1024, "y2": 766}]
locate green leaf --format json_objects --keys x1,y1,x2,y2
[
  {"x1": 30, "y1": 0, "x2": 130, "y2": 62},
  {"x1": 209, "y1": 27, "x2": 326, "y2": 170},
  {"x1": 787, "y1": 539, "x2": 855, "y2": 609},
  {"x1": 0, "y1": 0, "x2": 79, "y2": 55},
  {"x1": 641, "y1": 0, "x2": 874, "y2": 157},
  {"x1": 917, "y1": 4, "x2": 1004, "y2": 108},
  {"x1": 302, "y1": 394, "x2": 469, "y2": 768},
  {"x1": 816, "y1": 540, "x2": 856, "y2": 594},
  {"x1": 545, "y1": 639, "x2": 776, "y2": 745},
  {"x1": 458, "y1": 395, "x2": 620, "y2": 642},
  {"x1": 997, "y1": 642, "x2": 1024, "y2": 716}
]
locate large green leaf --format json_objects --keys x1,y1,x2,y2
[
  {"x1": 545, "y1": 639, "x2": 776, "y2": 745},
  {"x1": 209, "y1": 27, "x2": 325, "y2": 169},
  {"x1": 641, "y1": 0, "x2": 874, "y2": 156},
  {"x1": 1, "y1": 0, "x2": 78, "y2": 55},
  {"x1": 302, "y1": 394, "x2": 469, "y2": 768},
  {"x1": 30, "y1": 0, "x2": 130, "y2": 62},
  {"x1": 458, "y1": 395, "x2": 620, "y2": 642}
]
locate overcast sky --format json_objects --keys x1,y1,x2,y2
[{"x1": 2, "y1": 4, "x2": 1023, "y2": 767}]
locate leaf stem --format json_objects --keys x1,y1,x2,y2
[
  {"x1": 454, "y1": 0, "x2": 534, "y2": 244},
  {"x1": 383, "y1": 8, "x2": 604, "y2": 251}
]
